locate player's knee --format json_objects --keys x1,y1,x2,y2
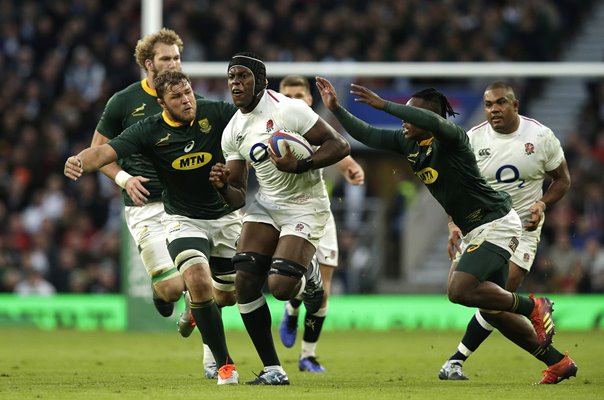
[
  {"x1": 447, "y1": 273, "x2": 477, "y2": 305},
  {"x1": 153, "y1": 279, "x2": 185, "y2": 302},
  {"x1": 232, "y1": 252, "x2": 271, "y2": 302},
  {"x1": 447, "y1": 284, "x2": 472, "y2": 305},
  {"x1": 233, "y1": 252, "x2": 271, "y2": 274},
  {"x1": 214, "y1": 289, "x2": 236, "y2": 307},
  {"x1": 268, "y1": 258, "x2": 306, "y2": 300},
  {"x1": 447, "y1": 279, "x2": 464, "y2": 304},
  {"x1": 175, "y1": 249, "x2": 208, "y2": 274}
]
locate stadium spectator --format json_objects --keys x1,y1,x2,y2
[{"x1": 14, "y1": 264, "x2": 56, "y2": 296}]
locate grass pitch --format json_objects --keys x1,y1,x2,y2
[{"x1": 1, "y1": 328, "x2": 601, "y2": 399}]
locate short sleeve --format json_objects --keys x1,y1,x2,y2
[
  {"x1": 279, "y1": 98, "x2": 319, "y2": 135},
  {"x1": 107, "y1": 123, "x2": 145, "y2": 159},
  {"x1": 542, "y1": 128, "x2": 565, "y2": 171},
  {"x1": 221, "y1": 119, "x2": 244, "y2": 162}
]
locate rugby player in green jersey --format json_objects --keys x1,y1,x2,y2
[
  {"x1": 315, "y1": 76, "x2": 564, "y2": 382},
  {"x1": 90, "y1": 29, "x2": 217, "y2": 378},
  {"x1": 92, "y1": 28, "x2": 182, "y2": 316},
  {"x1": 439, "y1": 82, "x2": 575, "y2": 384},
  {"x1": 65, "y1": 70, "x2": 240, "y2": 385}
]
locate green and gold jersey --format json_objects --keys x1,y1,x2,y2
[
  {"x1": 332, "y1": 103, "x2": 511, "y2": 235},
  {"x1": 107, "y1": 99, "x2": 238, "y2": 219},
  {"x1": 96, "y1": 79, "x2": 203, "y2": 206}
]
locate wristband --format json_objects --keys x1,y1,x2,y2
[
  {"x1": 115, "y1": 170, "x2": 133, "y2": 189},
  {"x1": 217, "y1": 182, "x2": 229, "y2": 194},
  {"x1": 536, "y1": 200, "x2": 547, "y2": 211},
  {"x1": 295, "y1": 157, "x2": 314, "y2": 173}
]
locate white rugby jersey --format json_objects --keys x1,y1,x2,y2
[
  {"x1": 222, "y1": 89, "x2": 330, "y2": 209},
  {"x1": 467, "y1": 116, "x2": 565, "y2": 221}
]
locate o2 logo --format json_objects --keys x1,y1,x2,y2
[
  {"x1": 249, "y1": 142, "x2": 269, "y2": 163},
  {"x1": 495, "y1": 164, "x2": 525, "y2": 188}
]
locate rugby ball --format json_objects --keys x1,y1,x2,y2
[{"x1": 269, "y1": 129, "x2": 314, "y2": 159}]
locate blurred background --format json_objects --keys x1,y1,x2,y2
[{"x1": 0, "y1": 0, "x2": 603, "y2": 330}]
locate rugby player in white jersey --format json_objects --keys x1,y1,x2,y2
[
  {"x1": 277, "y1": 75, "x2": 365, "y2": 373},
  {"x1": 439, "y1": 81, "x2": 576, "y2": 384},
  {"x1": 209, "y1": 53, "x2": 350, "y2": 385}
]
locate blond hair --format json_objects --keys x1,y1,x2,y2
[{"x1": 134, "y1": 28, "x2": 184, "y2": 72}]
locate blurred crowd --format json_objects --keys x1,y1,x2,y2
[
  {"x1": 524, "y1": 78, "x2": 604, "y2": 294},
  {"x1": 0, "y1": 0, "x2": 601, "y2": 295}
]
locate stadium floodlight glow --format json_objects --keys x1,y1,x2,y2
[{"x1": 182, "y1": 61, "x2": 604, "y2": 78}]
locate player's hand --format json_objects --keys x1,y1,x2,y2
[
  {"x1": 209, "y1": 163, "x2": 231, "y2": 189},
  {"x1": 64, "y1": 156, "x2": 83, "y2": 180},
  {"x1": 268, "y1": 142, "x2": 298, "y2": 173},
  {"x1": 447, "y1": 222, "x2": 463, "y2": 260},
  {"x1": 350, "y1": 84, "x2": 386, "y2": 110},
  {"x1": 345, "y1": 165, "x2": 365, "y2": 185},
  {"x1": 125, "y1": 176, "x2": 150, "y2": 206},
  {"x1": 524, "y1": 201, "x2": 545, "y2": 231},
  {"x1": 315, "y1": 76, "x2": 340, "y2": 111}
]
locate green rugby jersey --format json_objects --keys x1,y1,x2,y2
[
  {"x1": 108, "y1": 99, "x2": 238, "y2": 219},
  {"x1": 333, "y1": 103, "x2": 511, "y2": 235},
  {"x1": 96, "y1": 79, "x2": 203, "y2": 206}
]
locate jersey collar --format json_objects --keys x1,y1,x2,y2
[
  {"x1": 161, "y1": 111, "x2": 194, "y2": 127},
  {"x1": 419, "y1": 137, "x2": 434, "y2": 146},
  {"x1": 141, "y1": 78, "x2": 157, "y2": 97}
]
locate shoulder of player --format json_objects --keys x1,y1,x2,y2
[
  {"x1": 468, "y1": 120, "x2": 489, "y2": 135},
  {"x1": 518, "y1": 115, "x2": 558, "y2": 139},
  {"x1": 106, "y1": 81, "x2": 153, "y2": 107},
  {"x1": 195, "y1": 98, "x2": 238, "y2": 121},
  {"x1": 195, "y1": 97, "x2": 236, "y2": 110},
  {"x1": 112, "y1": 81, "x2": 148, "y2": 98},
  {"x1": 132, "y1": 113, "x2": 164, "y2": 131},
  {"x1": 264, "y1": 90, "x2": 308, "y2": 109},
  {"x1": 266, "y1": 91, "x2": 317, "y2": 123}
]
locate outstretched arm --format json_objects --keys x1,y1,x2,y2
[
  {"x1": 349, "y1": 83, "x2": 462, "y2": 142},
  {"x1": 64, "y1": 144, "x2": 119, "y2": 181},
  {"x1": 316, "y1": 76, "x2": 405, "y2": 152}
]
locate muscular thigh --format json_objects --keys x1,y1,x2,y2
[
  {"x1": 456, "y1": 241, "x2": 510, "y2": 286},
  {"x1": 274, "y1": 235, "x2": 316, "y2": 266},
  {"x1": 244, "y1": 198, "x2": 329, "y2": 250},
  {"x1": 124, "y1": 203, "x2": 173, "y2": 278},
  {"x1": 237, "y1": 221, "x2": 280, "y2": 255}
]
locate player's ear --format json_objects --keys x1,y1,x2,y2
[
  {"x1": 157, "y1": 97, "x2": 166, "y2": 110},
  {"x1": 144, "y1": 58, "x2": 153, "y2": 72}
]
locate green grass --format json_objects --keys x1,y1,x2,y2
[{"x1": 0, "y1": 328, "x2": 602, "y2": 399}]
